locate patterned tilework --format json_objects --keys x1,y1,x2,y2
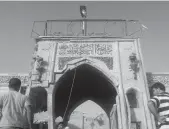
[
  {"x1": 0, "y1": 74, "x2": 29, "y2": 86},
  {"x1": 146, "y1": 72, "x2": 169, "y2": 87},
  {"x1": 0, "y1": 73, "x2": 169, "y2": 88}
]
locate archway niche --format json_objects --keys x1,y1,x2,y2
[
  {"x1": 126, "y1": 88, "x2": 139, "y2": 108},
  {"x1": 53, "y1": 63, "x2": 117, "y2": 126}
]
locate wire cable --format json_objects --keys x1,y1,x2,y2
[{"x1": 63, "y1": 68, "x2": 77, "y2": 120}]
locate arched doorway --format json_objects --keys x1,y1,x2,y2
[
  {"x1": 69, "y1": 100, "x2": 110, "y2": 129},
  {"x1": 53, "y1": 63, "x2": 117, "y2": 127}
]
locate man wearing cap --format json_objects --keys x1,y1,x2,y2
[{"x1": 0, "y1": 78, "x2": 33, "y2": 129}]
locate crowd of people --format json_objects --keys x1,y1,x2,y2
[{"x1": 0, "y1": 77, "x2": 169, "y2": 129}]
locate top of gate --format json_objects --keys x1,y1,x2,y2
[
  {"x1": 31, "y1": 18, "x2": 147, "y2": 39},
  {"x1": 31, "y1": 6, "x2": 148, "y2": 39}
]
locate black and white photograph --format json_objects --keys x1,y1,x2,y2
[{"x1": 0, "y1": 1, "x2": 169, "y2": 129}]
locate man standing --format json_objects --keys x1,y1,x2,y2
[
  {"x1": 0, "y1": 78, "x2": 33, "y2": 129},
  {"x1": 148, "y1": 82, "x2": 169, "y2": 129}
]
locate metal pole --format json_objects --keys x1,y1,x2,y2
[
  {"x1": 125, "y1": 21, "x2": 128, "y2": 36},
  {"x1": 44, "y1": 22, "x2": 47, "y2": 36},
  {"x1": 80, "y1": 5, "x2": 87, "y2": 36},
  {"x1": 82, "y1": 20, "x2": 85, "y2": 36},
  {"x1": 82, "y1": 114, "x2": 85, "y2": 129},
  {"x1": 84, "y1": 19, "x2": 87, "y2": 36},
  {"x1": 82, "y1": 18, "x2": 87, "y2": 36}
]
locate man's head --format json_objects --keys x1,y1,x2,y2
[
  {"x1": 56, "y1": 122, "x2": 64, "y2": 129},
  {"x1": 151, "y1": 82, "x2": 165, "y2": 96},
  {"x1": 8, "y1": 78, "x2": 21, "y2": 91},
  {"x1": 55, "y1": 116, "x2": 64, "y2": 129}
]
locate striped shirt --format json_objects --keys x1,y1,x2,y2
[{"x1": 151, "y1": 92, "x2": 169, "y2": 129}]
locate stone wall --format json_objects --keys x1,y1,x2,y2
[
  {"x1": 0, "y1": 73, "x2": 29, "y2": 86},
  {"x1": 0, "y1": 73, "x2": 29, "y2": 93},
  {"x1": 146, "y1": 72, "x2": 169, "y2": 87},
  {"x1": 146, "y1": 72, "x2": 169, "y2": 97},
  {"x1": 1, "y1": 72, "x2": 169, "y2": 92}
]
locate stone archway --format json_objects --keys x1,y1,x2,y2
[
  {"x1": 69, "y1": 100, "x2": 110, "y2": 129},
  {"x1": 53, "y1": 63, "x2": 118, "y2": 127}
]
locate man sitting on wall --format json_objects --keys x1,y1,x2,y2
[
  {"x1": 148, "y1": 82, "x2": 169, "y2": 129},
  {"x1": 0, "y1": 78, "x2": 33, "y2": 129}
]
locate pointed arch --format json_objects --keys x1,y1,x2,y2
[
  {"x1": 67, "y1": 98, "x2": 109, "y2": 121},
  {"x1": 53, "y1": 57, "x2": 119, "y2": 95},
  {"x1": 68, "y1": 99, "x2": 110, "y2": 129},
  {"x1": 53, "y1": 59, "x2": 118, "y2": 124}
]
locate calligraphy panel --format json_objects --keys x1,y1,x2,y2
[
  {"x1": 55, "y1": 41, "x2": 115, "y2": 72},
  {"x1": 57, "y1": 42, "x2": 114, "y2": 57}
]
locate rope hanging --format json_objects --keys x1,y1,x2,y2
[{"x1": 63, "y1": 68, "x2": 77, "y2": 120}]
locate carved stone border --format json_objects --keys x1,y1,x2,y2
[
  {"x1": 146, "y1": 72, "x2": 169, "y2": 87},
  {"x1": 0, "y1": 74, "x2": 29, "y2": 85}
]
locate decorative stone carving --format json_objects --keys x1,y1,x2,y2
[
  {"x1": 2, "y1": 73, "x2": 168, "y2": 88},
  {"x1": 57, "y1": 43, "x2": 113, "y2": 56},
  {"x1": 58, "y1": 57, "x2": 82, "y2": 70},
  {"x1": 0, "y1": 74, "x2": 29, "y2": 85},
  {"x1": 31, "y1": 55, "x2": 46, "y2": 82},
  {"x1": 30, "y1": 43, "x2": 39, "y2": 77},
  {"x1": 34, "y1": 43, "x2": 39, "y2": 52},
  {"x1": 57, "y1": 56, "x2": 113, "y2": 71},
  {"x1": 91, "y1": 57, "x2": 113, "y2": 70},
  {"x1": 129, "y1": 53, "x2": 140, "y2": 80},
  {"x1": 56, "y1": 42, "x2": 115, "y2": 72},
  {"x1": 32, "y1": 43, "x2": 39, "y2": 61},
  {"x1": 146, "y1": 73, "x2": 169, "y2": 87}
]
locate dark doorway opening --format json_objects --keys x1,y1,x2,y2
[{"x1": 53, "y1": 64, "x2": 117, "y2": 125}]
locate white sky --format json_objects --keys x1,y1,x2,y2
[{"x1": 0, "y1": 2, "x2": 169, "y2": 73}]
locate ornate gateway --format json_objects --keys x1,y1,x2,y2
[{"x1": 0, "y1": 12, "x2": 161, "y2": 129}]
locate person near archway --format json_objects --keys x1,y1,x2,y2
[
  {"x1": 55, "y1": 116, "x2": 69, "y2": 129},
  {"x1": 56, "y1": 122, "x2": 64, "y2": 129},
  {"x1": 0, "y1": 78, "x2": 33, "y2": 129},
  {"x1": 148, "y1": 82, "x2": 169, "y2": 129}
]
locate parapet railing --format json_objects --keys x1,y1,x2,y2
[{"x1": 31, "y1": 19, "x2": 147, "y2": 38}]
